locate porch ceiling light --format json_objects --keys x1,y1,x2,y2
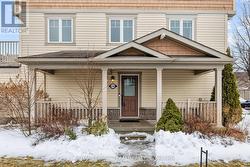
[{"x1": 111, "y1": 76, "x2": 115, "y2": 82}]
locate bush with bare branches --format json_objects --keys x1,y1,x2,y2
[
  {"x1": 37, "y1": 111, "x2": 78, "y2": 138},
  {"x1": 0, "y1": 73, "x2": 47, "y2": 136},
  {"x1": 184, "y1": 116, "x2": 247, "y2": 141}
]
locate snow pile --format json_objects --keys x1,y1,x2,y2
[
  {"x1": 0, "y1": 128, "x2": 121, "y2": 163},
  {"x1": 155, "y1": 130, "x2": 250, "y2": 166},
  {"x1": 237, "y1": 109, "x2": 250, "y2": 134},
  {"x1": 1, "y1": 126, "x2": 250, "y2": 166}
]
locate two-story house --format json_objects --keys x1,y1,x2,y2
[{"x1": 2, "y1": 0, "x2": 235, "y2": 127}]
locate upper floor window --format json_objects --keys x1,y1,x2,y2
[
  {"x1": 170, "y1": 19, "x2": 193, "y2": 40},
  {"x1": 109, "y1": 18, "x2": 135, "y2": 43},
  {"x1": 48, "y1": 18, "x2": 73, "y2": 43}
]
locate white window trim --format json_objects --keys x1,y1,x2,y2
[
  {"x1": 169, "y1": 19, "x2": 194, "y2": 40},
  {"x1": 109, "y1": 17, "x2": 135, "y2": 44},
  {"x1": 47, "y1": 17, "x2": 73, "y2": 44}
]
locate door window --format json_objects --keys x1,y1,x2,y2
[{"x1": 123, "y1": 77, "x2": 136, "y2": 97}]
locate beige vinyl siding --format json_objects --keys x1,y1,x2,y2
[
  {"x1": 137, "y1": 14, "x2": 167, "y2": 38},
  {"x1": 20, "y1": 12, "x2": 228, "y2": 56},
  {"x1": 45, "y1": 69, "x2": 214, "y2": 108},
  {"x1": 108, "y1": 72, "x2": 119, "y2": 108},
  {"x1": 46, "y1": 70, "x2": 102, "y2": 103},
  {"x1": 0, "y1": 67, "x2": 44, "y2": 90},
  {"x1": 76, "y1": 13, "x2": 109, "y2": 50},
  {"x1": 196, "y1": 14, "x2": 227, "y2": 53},
  {"x1": 21, "y1": 13, "x2": 110, "y2": 57},
  {"x1": 0, "y1": 68, "x2": 19, "y2": 83},
  {"x1": 163, "y1": 70, "x2": 215, "y2": 102},
  {"x1": 141, "y1": 70, "x2": 156, "y2": 108}
]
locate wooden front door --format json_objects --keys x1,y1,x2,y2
[{"x1": 121, "y1": 75, "x2": 139, "y2": 118}]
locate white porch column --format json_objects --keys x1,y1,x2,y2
[
  {"x1": 156, "y1": 67, "x2": 163, "y2": 121},
  {"x1": 215, "y1": 68, "x2": 223, "y2": 127},
  {"x1": 102, "y1": 68, "x2": 108, "y2": 118},
  {"x1": 29, "y1": 68, "x2": 37, "y2": 123}
]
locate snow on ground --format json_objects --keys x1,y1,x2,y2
[
  {"x1": 1, "y1": 127, "x2": 250, "y2": 166},
  {"x1": 0, "y1": 128, "x2": 122, "y2": 163},
  {"x1": 155, "y1": 130, "x2": 250, "y2": 166},
  {"x1": 237, "y1": 109, "x2": 250, "y2": 134},
  {"x1": 1, "y1": 111, "x2": 250, "y2": 166}
]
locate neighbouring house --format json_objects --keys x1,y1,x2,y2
[
  {"x1": 0, "y1": 0, "x2": 235, "y2": 127},
  {"x1": 235, "y1": 72, "x2": 250, "y2": 100}
]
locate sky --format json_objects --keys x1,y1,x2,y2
[
  {"x1": 228, "y1": 0, "x2": 244, "y2": 47},
  {"x1": 0, "y1": 0, "x2": 243, "y2": 42}
]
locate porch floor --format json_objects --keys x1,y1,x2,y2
[{"x1": 108, "y1": 120, "x2": 156, "y2": 134}]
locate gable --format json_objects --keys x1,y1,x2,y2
[
  {"x1": 94, "y1": 28, "x2": 232, "y2": 63},
  {"x1": 94, "y1": 42, "x2": 173, "y2": 60},
  {"x1": 109, "y1": 47, "x2": 156, "y2": 58},
  {"x1": 143, "y1": 37, "x2": 214, "y2": 57}
]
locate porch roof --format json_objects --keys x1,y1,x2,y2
[{"x1": 23, "y1": 50, "x2": 105, "y2": 58}]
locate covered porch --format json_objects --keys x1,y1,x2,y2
[
  {"x1": 18, "y1": 28, "x2": 231, "y2": 127},
  {"x1": 31, "y1": 65, "x2": 221, "y2": 126}
]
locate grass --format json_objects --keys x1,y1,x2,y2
[
  {"x1": 0, "y1": 157, "x2": 110, "y2": 167},
  {"x1": 1, "y1": 157, "x2": 250, "y2": 167},
  {"x1": 163, "y1": 161, "x2": 250, "y2": 167}
]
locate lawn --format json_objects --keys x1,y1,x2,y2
[
  {"x1": 0, "y1": 157, "x2": 109, "y2": 167},
  {"x1": 0, "y1": 157, "x2": 250, "y2": 167}
]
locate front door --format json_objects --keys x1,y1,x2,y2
[{"x1": 121, "y1": 75, "x2": 139, "y2": 118}]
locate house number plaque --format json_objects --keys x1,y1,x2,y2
[{"x1": 109, "y1": 83, "x2": 117, "y2": 89}]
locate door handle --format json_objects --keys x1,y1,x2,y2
[{"x1": 121, "y1": 95, "x2": 125, "y2": 107}]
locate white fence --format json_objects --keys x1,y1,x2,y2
[
  {"x1": 0, "y1": 41, "x2": 19, "y2": 64},
  {"x1": 163, "y1": 100, "x2": 217, "y2": 124},
  {"x1": 36, "y1": 101, "x2": 102, "y2": 123}
]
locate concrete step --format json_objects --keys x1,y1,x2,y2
[
  {"x1": 120, "y1": 134, "x2": 147, "y2": 141},
  {"x1": 113, "y1": 127, "x2": 155, "y2": 134}
]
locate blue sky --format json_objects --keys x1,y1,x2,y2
[{"x1": 0, "y1": 0, "x2": 243, "y2": 42}]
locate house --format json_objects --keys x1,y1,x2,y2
[
  {"x1": 1, "y1": 0, "x2": 235, "y2": 127},
  {"x1": 235, "y1": 72, "x2": 250, "y2": 100}
]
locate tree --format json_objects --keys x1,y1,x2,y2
[
  {"x1": 156, "y1": 98, "x2": 184, "y2": 132},
  {"x1": 211, "y1": 50, "x2": 242, "y2": 126},
  {"x1": 222, "y1": 63, "x2": 242, "y2": 126},
  {"x1": 233, "y1": 1, "x2": 250, "y2": 80},
  {"x1": 70, "y1": 52, "x2": 103, "y2": 128}
]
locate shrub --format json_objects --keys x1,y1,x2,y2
[
  {"x1": 0, "y1": 76, "x2": 48, "y2": 136},
  {"x1": 184, "y1": 116, "x2": 246, "y2": 141},
  {"x1": 210, "y1": 49, "x2": 242, "y2": 126},
  {"x1": 156, "y1": 98, "x2": 184, "y2": 132},
  {"x1": 38, "y1": 111, "x2": 78, "y2": 138},
  {"x1": 86, "y1": 119, "x2": 109, "y2": 136},
  {"x1": 184, "y1": 117, "x2": 213, "y2": 136},
  {"x1": 65, "y1": 128, "x2": 77, "y2": 140}
]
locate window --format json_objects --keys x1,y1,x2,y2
[
  {"x1": 109, "y1": 18, "x2": 134, "y2": 43},
  {"x1": 48, "y1": 18, "x2": 73, "y2": 43},
  {"x1": 170, "y1": 19, "x2": 193, "y2": 39},
  {"x1": 170, "y1": 20, "x2": 180, "y2": 34},
  {"x1": 183, "y1": 20, "x2": 192, "y2": 39}
]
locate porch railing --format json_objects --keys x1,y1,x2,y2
[
  {"x1": 0, "y1": 41, "x2": 19, "y2": 64},
  {"x1": 163, "y1": 100, "x2": 217, "y2": 124},
  {"x1": 36, "y1": 101, "x2": 102, "y2": 124}
]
